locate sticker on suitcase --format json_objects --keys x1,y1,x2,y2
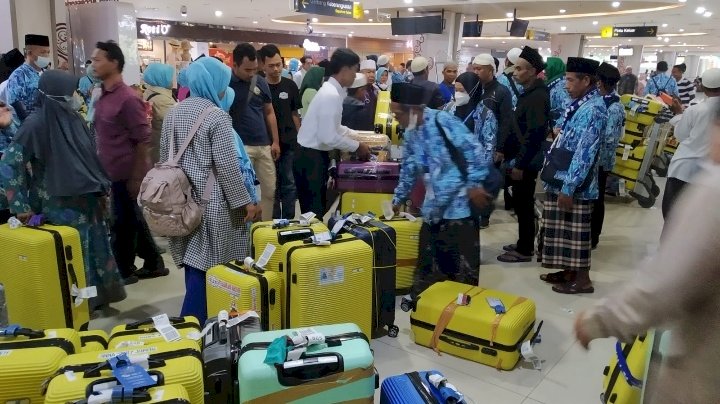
[
  {"x1": 0, "y1": 350, "x2": 9, "y2": 357},
  {"x1": 208, "y1": 275, "x2": 242, "y2": 297},
  {"x1": 98, "y1": 346, "x2": 159, "y2": 359},
  {"x1": 319, "y1": 267, "x2": 345, "y2": 286}
]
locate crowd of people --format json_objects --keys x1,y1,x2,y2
[{"x1": 0, "y1": 35, "x2": 719, "y2": 388}]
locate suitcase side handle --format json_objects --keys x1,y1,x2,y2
[
  {"x1": 274, "y1": 352, "x2": 345, "y2": 386},
  {"x1": 125, "y1": 316, "x2": 186, "y2": 330},
  {"x1": 83, "y1": 357, "x2": 168, "y2": 378},
  {"x1": 0, "y1": 325, "x2": 45, "y2": 339},
  {"x1": 82, "y1": 371, "x2": 165, "y2": 400},
  {"x1": 614, "y1": 340, "x2": 644, "y2": 388}
]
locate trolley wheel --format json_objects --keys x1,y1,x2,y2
[
  {"x1": 400, "y1": 297, "x2": 412, "y2": 312},
  {"x1": 651, "y1": 183, "x2": 661, "y2": 197},
  {"x1": 646, "y1": 176, "x2": 661, "y2": 197},
  {"x1": 637, "y1": 195, "x2": 656, "y2": 208},
  {"x1": 388, "y1": 325, "x2": 399, "y2": 338}
]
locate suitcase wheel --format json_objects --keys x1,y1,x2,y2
[
  {"x1": 388, "y1": 325, "x2": 399, "y2": 338},
  {"x1": 400, "y1": 297, "x2": 413, "y2": 312}
]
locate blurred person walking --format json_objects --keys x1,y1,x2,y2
[{"x1": 143, "y1": 63, "x2": 177, "y2": 164}]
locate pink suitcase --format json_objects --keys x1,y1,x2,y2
[{"x1": 337, "y1": 161, "x2": 400, "y2": 194}]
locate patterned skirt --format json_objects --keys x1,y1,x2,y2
[{"x1": 541, "y1": 193, "x2": 593, "y2": 271}]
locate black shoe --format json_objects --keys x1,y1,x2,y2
[
  {"x1": 123, "y1": 275, "x2": 139, "y2": 285},
  {"x1": 479, "y1": 217, "x2": 490, "y2": 229},
  {"x1": 135, "y1": 266, "x2": 170, "y2": 279}
]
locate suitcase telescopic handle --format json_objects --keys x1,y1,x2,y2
[
  {"x1": 125, "y1": 317, "x2": 186, "y2": 330},
  {"x1": 274, "y1": 352, "x2": 345, "y2": 387},
  {"x1": 614, "y1": 341, "x2": 644, "y2": 388}
]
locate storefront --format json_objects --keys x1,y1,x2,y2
[{"x1": 135, "y1": 18, "x2": 347, "y2": 71}]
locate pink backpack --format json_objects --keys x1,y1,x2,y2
[{"x1": 137, "y1": 106, "x2": 215, "y2": 237}]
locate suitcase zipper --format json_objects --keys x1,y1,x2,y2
[
  {"x1": 0, "y1": 336, "x2": 75, "y2": 355},
  {"x1": 223, "y1": 262, "x2": 271, "y2": 331},
  {"x1": 27, "y1": 227, "x2": 75, "y2": 329},
  {"x1": 407, "y1": 371, "x2": 440, "y2": 404},
  {"x1": 409, "y1": 317, "x2": 535, "y2": 353}
]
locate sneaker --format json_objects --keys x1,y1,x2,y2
[{"x1": 123, "y1": 275, "x2": 139, "y2": 285}]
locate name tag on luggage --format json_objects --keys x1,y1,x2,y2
[
  {"x1": 622, "y1": 145, "x2": 632, "y2": 161},
  {"x1": 152, "y1": 314, "x2": 181, "y2": 342},
  {"x1": 486, "y1": 297, "x2": 506, "y2": 314},
  {"x1": 109, "y1": 353, "x2": 156, "y2": 390}
]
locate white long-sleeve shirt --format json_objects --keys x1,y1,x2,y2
[
  {"x1": 668, "y1": 96, "x2": 720, "y2": 182},
  {"x1": 297, "y1": 77, "x2": 360, "y2": 152},
  {"x1": 293, "y1": 69, "x2": 307, "y2": 89}
]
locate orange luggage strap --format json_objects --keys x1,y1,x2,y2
[
  {"x1": 244, "y1": 366, "x2": 375, "y2": 404},
  {"x1": 430, "y1": 287, "x2": 485, "y2": 355},
  {"x1": 490, "y1": 297, "x2": 527, "y2": 346}
]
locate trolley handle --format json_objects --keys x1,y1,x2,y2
[
  {"x1": 0, "y1": 325, "x2": 45, "y2": 339},
  {"x1": 614, "y1": 341, "x2": 644, "y2": 388},
  {"x1": 125, "y1": 317, "x2": 186, "y2": 330}
]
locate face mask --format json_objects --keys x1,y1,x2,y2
[
  {"x1": 35, "y1": 55, "x2": 51, "y2": 69},
  {"x1": 406, "y1": 110, "x2": 419, "y2": 131},
  {"x1": 454, "y1": 92, "x2": 470, "y2": 107}
]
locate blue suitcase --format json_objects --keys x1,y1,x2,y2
[{"x1": 380, "y1": 370, "x2": 465, "y2": 404}]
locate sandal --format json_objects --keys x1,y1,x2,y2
[
  {"x1": 503, "y1": 244, "x2": 517, "y2": 252},
  {"x1": 552, "y1": 281, "x2": 595, "y2": 294},
  {"x1": 539, "y1": 270, "x2": 575, "y2": 284},
  {"x1": 497, "y1": 250, "x2": 533, "y2": 263}
]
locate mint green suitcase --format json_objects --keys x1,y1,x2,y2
[{"x1": 237, "y1": 323, "x2": 377, "y2": 403}]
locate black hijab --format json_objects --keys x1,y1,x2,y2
[
  {"x1": 454, "y1": 72, "x2": 481, "y2": 130},
  {"x1": 14, "y1": 70, "x2": 110, "y2": 197}
]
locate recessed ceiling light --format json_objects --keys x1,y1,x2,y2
[
  {"x1": 475, "y1": 44, "x2": 479, "y2": 47},
  {"x1": 252, "y1": 20, "x2": 258, "y2": 24},
  {"x1": 214, "y1": 10, "x2": 223, "y2": 17},
  {"x1": 695, "y1": 7, "x2": 706, "y2": 14},
  {"x1": 628, "y1": 39, "x2": 632, "y2": 42},
  {"x1": 364, "y1": 9, "x2": 369, "y2": 14},
  {"x1": 506, "y1": 12, "x2": 514, "y2": 18},
  {"x1": 312, "y1": 17, "x2": 318, "y2": 23},
  {"x1": 404, "y1": 0, "x2": 412, "y2": 4},
  {"x1": 368, "y1": 18, "x2": 373, "y2": 22},
  {"x1": 611, "y1": 2, "x2": 621, "y2": 8},
  {"x1": 592, "y1": 21, "x2": 599, "y2": 25},
  {"x1": 664, "y1": 38, "x2": 670, "y2": 42},
  {"x1": 662, "y1": 23, "x2": 668, "y2": 28},
  {"x1": 322, "y1": 33, "x2": 326, "y2": 37},
  {"x1": 350, "y1": 31, "x2": 354, "y2": 34},
  {"x1": 408, "y1": 7, "x2": 414, "y2": 12},
  {"x1": 348, "y1": 33, "x2": 353, "y2": 37},
  {"x1": 559, "y1": 9, "x2": 566, "y2": 14},
  {"x1": 659, "y1": 50, "x2": 663, "y2": 53},
  {"x1": 678, "y1": 28, "x2": 685, "y2": 32},
  {"x1": 683, "y1": 42, "x2": 687, "y2": 45},
  {"x1": 678, "y1": 0, "x2": 686, "y2": 2},
  {"x1": 502, "y1": 41, "x2": 507, "y2": 44},
  {"x1": 703, "y1": 11, "x2": 713, "y2": 17},
  {"x1": 560, "y1": 26, "x2": 567, "y2": 31},
  {"x1": 461, "y1": 40, "x2": 465, "y2": 44},
  {"x1": 657, "y1": 36, "x2": 663, "y2": 40}
]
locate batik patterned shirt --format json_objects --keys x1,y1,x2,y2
[
  {"x1": 544, "y1": 93, "x2": 608, "y2": 200},
  {"x1": 644, "y1": 73, "x2": 679, "y2": 97},
  {"x1": 393, "y1": 109, "x2": 488, "y2": 222},
  {"x1": 600, "y1": 94, "x2": 625, "y2": 171},
  {"x1": 473, "y1": 103, "x2": 498, "y2": 167},
  {"x1": 548, "y1": 77, "x2": 571, "y2": 129},
  {"x1": 6, "y1": 63, "x2": 41, "y2": 115}
]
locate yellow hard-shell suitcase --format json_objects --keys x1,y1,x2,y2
[
  {"x1": 378, "y1": 217, "x2": 422, "y2": 292},
  {"x1": 374, "y1": 90, "x2": 404, "y2": 145},
  {"x1": 410, "y1": 281, "x2": 537, "y2": 370},
  {"x1": 612, "y1": 167, "x2": 640, "y2": 191},
  {"x1": 79, "y1": 329, "x2": 109, "y2": 353},
  {"x1": 614, "y1": 145, "x2": 648, "y2": 171},
  {"x1": 340, "y1": 192, "x2": 394, "y2": 215},
  {"x1": 108, "y1": 316, "x2": 201, "y2": 350},
  {"x1": 621, "y1": 130, "x2": 644, "y2": 147},
  {"x1": 45, "y1": 340, "x2": 203, "y2": 404},
  {"x1": 250, "y1": 220, "x2": 329, "y2": 273},
  {"x1": 622, "y1": 95, "x2": 665, "y2": 126},
  {"x1": 0, "y1": 224, "x2": 90, "y2": 331},
  {"x1": 206, "y1": 260, "x2": 283, "y2": 330},
  {"x1": 280, "y1": 235, "x2": 374, "y2": 338},
  {"x1": 0, "y1": 327, "x2": 81, "y2": 403},
  {"x1": 601, "y1": 333, "x2": 654, "y2": 404},
  {"x1": 48, "y1": 383, "x2": 190, "y2": 403},
  {"x1": 624, "y1": 121, "x2": 646, "y2": 134}
]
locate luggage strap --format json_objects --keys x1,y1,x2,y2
[
  {"x1": 490, "y1": 296, "x2": 528, "y2": 346},
  {"x1": 243, "y1": 366, "x2": 375, "y2": 404},
  {"x1": 430, "y1": 287, "x2": 485, "y2": 355}
]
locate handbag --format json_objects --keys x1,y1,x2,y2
[
  {"x1": 540, "y1": 146, "x2": 596, "y2": 192},
  {"x1": 434, "y1": 114, "x2": 502, "y2": 217}
]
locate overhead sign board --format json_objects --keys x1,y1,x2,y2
[
  {"x1": 526, "y1": 30, "x2": 550, "y2": 41},
  {"x1": 601, "y1": 25, "x2": 657, "y2": 38},
  {"x1": 295, "y1": 0, "x2": 360, "y2": 19}
]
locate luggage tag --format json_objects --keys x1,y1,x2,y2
[
  {"x1": 360, "y1": 212, "x2": 375, "y2": 224},
  {"x1": 427, "y1": 372, "x2": 465, "y2": 404},
  {"x1": 299, "y1": 212, "x2": 317, "y2": 226},
  {"x1": 521, "y1": 320, "x2": 545, "y2": 371},
  {"x1": 226, "y1": 310, "x2": 259, "y2": 328},
  {"x1": 71, "y1": 284, "x2": 98, "y2": 307},
  {"x1": 381, "y1": 200, "x2": 395, "y2": 220},
  {"x1": 456, "y1": 293, "x2": 471, "y2": 306},
  {"x1": 390, "y1": 145, "x2": 403, "y2": 160},
  {"x1": 109, "y1": 353, "x2": 156, "y2": 390},
  {"x1": 310, "y1": 231, "x2": 333, "y2": 246},
  {"x1": 399, "y1": 212, "x2": 418, "y2": 222},
  {"x1": 330, "y1": 219, "x2": 346, "y2": 239},
  {"x1": 486, "y1": 297, "x2": 506, "y2": 314},
  {"x1": 622, "y1": 144, "x2": 632, "y2": 161},
  {"x1": 272, "y1": 219, "x2": 290, "y2": 229},
  {"x1": 151, "y1": 314, "x2": 181, "y2": 342},
  {"x1": 619, "y1": 179, "x2": 627, "y2": 197}
]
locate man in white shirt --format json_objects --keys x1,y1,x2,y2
[
  {"x1": 661, "y1": 68, "x2": 720, "y2": 224},
  {"x1": 293, "y1": 56, "x2": 313, "y2": 89},
  {"x1": 294, "y1": 48, "x2": 371, "y2": 215}
]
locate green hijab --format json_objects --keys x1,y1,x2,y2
[
  {"x1": 545, "y1": 57, "x2": 566, "y2": 84},
  {"x1": 299, "y1": 66, "x2": 325, "y2": 98}
]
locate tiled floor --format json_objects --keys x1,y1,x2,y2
[{"x1": 92, "y1": 187, "x2": 664, "y2": 403}]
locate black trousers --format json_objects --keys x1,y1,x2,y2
[
  {"x1": 661, "y1": 177, "x2": 689, "y2": 221},
  {"x1": 512, "y1": 170, "x2": 538, "y2": 256},
  {"x1": 591, "y1": 169, "x2": 609, "y2": 247},
  {"x1": 410, "y1": 218, "x2": 480, "y2": 300},
  {"x1": 293, "y1": 146, "x2": 330, "y2": 217},
  {"x1": 273, "y1": 144, "x2": 297, "y2": 220},
  {"x1": 111, "y1": 181, "x2": 163, "y2": 278}
]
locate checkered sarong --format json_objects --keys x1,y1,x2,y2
[{"x1": 541, "y1": 193, "x2": 593, "y2": 271}]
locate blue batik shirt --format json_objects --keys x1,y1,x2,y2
[
  {"x1": 497, "y1": 73, "x2": 522, "y2": 109},
  {"x1": 600, "y1": 93, "x2": 625, "y2": 171},
  {"x1": 544, "y1": 92, "x2": 608, "y2": 200},
  {"x1": 393, "y1": 109, "x2": 489, "y2": 223},
  {"x1": 472, "y1": 103, "x2": 498, "y2": 167},
  {"x1": 6, "y1": 63, "x2": 41, "y2": 116},
  {"x1": 548, "y1": 77, "x2": 571, "y2": 129},
  {"x1": 644, "y1": 73, "x2": 679, "y2": 97},
  {"x1": 0, "y1": 106, "x2": 20, "y2": 154}
]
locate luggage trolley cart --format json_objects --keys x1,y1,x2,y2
[
  {"x1": 612, "y1": 116, "x2": 671, "y2": 208},
  {"x1": 651, "y1": 121, "x2": 675, "y2": 178}
]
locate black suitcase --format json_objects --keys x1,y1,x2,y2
[
  {"x1": 202, "y1": 313, "x2": 261, "y2": 404},
  {"x1": 329, "y1": 217, "x2": 398, "y2": 338}
]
